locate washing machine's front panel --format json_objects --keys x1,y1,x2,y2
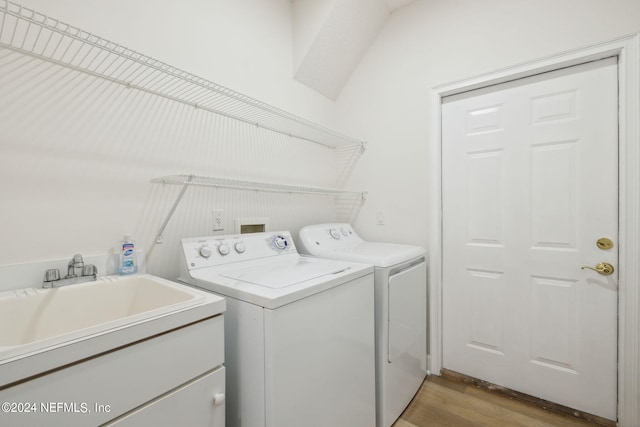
[{"x1": 264, "y1": 274, "x2": 376, "y2": 427}]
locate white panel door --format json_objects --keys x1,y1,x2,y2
[{"x1": 442, "y1": 57, "x2": 618, "y2": 420}]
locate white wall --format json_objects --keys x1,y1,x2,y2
[
  {"x1": 0, "y1": 0, "x2": 353, "y2": 283},
  {"x1": 292, "y1": 0, "x2": 389, "y2": 100},
  {"x1": 334, "y1": 0, "x2": 640, "y2": 251},
  {"x1": 16, "y1": 0, "x2": 331, "y2": 116},
  {"x1": 5, "y1": 0, "x2": 640, "y2": 283},
  {"x1": 292, "y1": 0, "x2": 335, "y2": 72}
]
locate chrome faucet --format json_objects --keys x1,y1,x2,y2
[
  {"x1": 43, "y1": 254, "x2": 98, "y2": 288},
  {"x1": 66, "y1": 253, "x2": 84, "y2": 278}
]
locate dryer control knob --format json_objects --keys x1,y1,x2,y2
[
  {"x1": 198, "y1": 245, "x2": 212, "y2": 258},
  {"x1": 329, "y1": 229, "x2": 341, "y2": 239},
  {"x1": 217, "y1": 244, "x2": 230, "y2": 256},
  {"x1": 234, "y1": 242, "x2": 246, "y2": 253}
]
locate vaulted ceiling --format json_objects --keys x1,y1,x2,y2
[{"x1": 292, "y1": 0, "x2": 416, "y2": 100}]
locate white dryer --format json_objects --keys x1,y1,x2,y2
[
  {"x1": 178, "y1": 231, "x2": 376, "y2": 427},
  {"x1": 298, "y1": 223, "x2": 427, "y2": 427}
]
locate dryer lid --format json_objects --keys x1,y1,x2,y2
[
  {"x1": 298, "y1": 223, "x2": 425, "y2": 267},
  {"x1": 329, "y1": 242, "x2": 425, "y2": 268}
]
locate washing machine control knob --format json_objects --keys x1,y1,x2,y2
[
  {"x1": 234, "y1": 242, "x2": 246, "y2": 253},
  {"x1": 273, "y1": 235, "x2": 289, "y2": 250},
  {"x1": 217, "y1": 244, "x2": 230, "y2": 256},
  {"x1": 198, "y1": 245, "x2": 212, "y2": 258},
  {"x1": 329, "y1": 229, "x2": 341, "y2": 239}
]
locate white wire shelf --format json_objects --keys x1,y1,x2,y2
[
  {"x1": 151, "y1": 174, "x2": 367, "y2": 198},
  {"x1": 151, "y1": 174, "x2": 367, "y2": 243},
  {"x1": 0, "y1": 0, "x2": 366, "y2": 148}
]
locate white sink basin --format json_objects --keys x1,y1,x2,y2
[{"x1": 0, "y1": 274, "x2": 217, "y2": 365}]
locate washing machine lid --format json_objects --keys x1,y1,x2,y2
[
  {"x1": 219, "y1": 257, "x2": 351, "y2": 289},
  {"x1": 185, "y1": 255, "x2": 373, "y2": 309},
  {"x1": 322, "y1": 242, "x2": 425, "y2": 268}
]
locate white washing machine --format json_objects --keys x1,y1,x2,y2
[
  {"x1": 178, "y1": 231, "x2": 376, "y2": 427},
  {"x1": 298, "y1": 223, "x2": 427, "y2": 427}
]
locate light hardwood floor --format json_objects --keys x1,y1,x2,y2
[{"x1": 393, "y1": 375, "x2": 615, "y2": 427}]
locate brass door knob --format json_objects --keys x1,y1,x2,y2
[{"x1": 581, "y1": 262, "x2": 615, "y2": 276}]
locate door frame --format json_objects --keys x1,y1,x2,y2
[{"x1": 428, "y1": 34, "x2": 640, "y2": 426}]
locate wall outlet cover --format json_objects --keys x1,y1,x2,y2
[{"x1": 213, "y1": 209, "x2": 224, "y2": 231}]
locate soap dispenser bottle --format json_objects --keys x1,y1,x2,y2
[{"x1": 118, "y1": 235, "x2": 138, "y2": 275}]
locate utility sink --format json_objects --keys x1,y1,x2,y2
[
  {"x1": 0, "y1": 274, "x2": 203, "y2": 348},
  {"x1": 0, "y1": 274, "x2": 225, "y2": 386}
]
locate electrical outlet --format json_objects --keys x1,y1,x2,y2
[
  {"x1": 376, "y1": 210, "x2": 385, "y2": 225},
  {"x1": 213, "y1": 209, "x2": 224, "y2": 231}
]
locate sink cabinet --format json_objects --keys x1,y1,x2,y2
[{"x1": 0, "y1": 314, "x2": 224, "y2": 427}]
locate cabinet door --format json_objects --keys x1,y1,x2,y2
[{"x1": 105, "y1": 367, "x2": 225, "y2": 427}]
